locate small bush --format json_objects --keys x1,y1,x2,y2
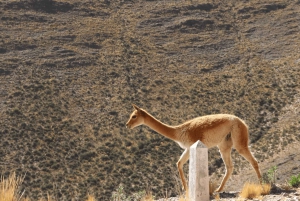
[
  {"x1": 86, "y1": 194, "x2": 96, "y2": 201},
  {"x1": 262, "y1": 166, "x2": 277, "y2": 185},
  {"x1": 239, "y1": 182, "x2": 271, "y2": 199},
  {"x1": 288, "y1": 173, "x2": 300, "y2": 188}
]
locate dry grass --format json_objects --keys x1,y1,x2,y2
[
  {"x1": 86, "y1": 194, "x2": 96, "y2": 201},
  {"x1": 0, "y1": 173, "x2": 98, "y2": 201},
  {"x1": 141, "y1": 193, "x2": 155, "y2": 201},
  {"x1": 239, "y1": 182, "x2": 271, "y2": 199},
  {"x1": 0, "y1": 172, "x2": 25, "y2": 201}
]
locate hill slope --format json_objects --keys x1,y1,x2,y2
[{"x1": 0, "y1": 0, "x2": 299, "y2": 200}]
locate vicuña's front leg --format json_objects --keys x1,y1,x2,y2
[
  {"x1": 216, "y1": 141, "x2": 233, "y2": 192},
  {"x1": 176, "y1": 149, "x2": 190, "y2": 191}
]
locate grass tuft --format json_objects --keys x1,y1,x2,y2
[
  {"x1": 0, "y1": 172, "x2": 25, "y2": 201},
  {"x1": 141, "y1": 193, "x2": 155, "y2": 201},
  {"x1": 0, "y1": 172, "x2": 98, "y2": 201},
  {"x1": 86, "y1": 194, "x2": 96, "y2": 201},
  {"x1": 239, "y1": 182, "x2": 271, "y2": 199}
]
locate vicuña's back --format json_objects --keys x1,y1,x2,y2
[
  {"x1": 175, "y1": 114, "x2": 241, "y2": 148},
  {"x1": 126, "y1": 105, "x2": 261, "y2": 192}
]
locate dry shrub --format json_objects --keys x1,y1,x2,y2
[
  {"x1": 85, "y1": 194, "x2": 96, "y2": 201},
  {"x1": 239, "y1": 182, "x2": 271, "y2": 199},
  {"x1": 261, "y1": 183, "x2": 272, "y2": 195},
  {"x1": 0, "y1": 172, "x2": 25, "y2": 201},
  {"x1": 280, "y1": 182, "x2": 293, "y2": 191},
  {"x1": 0, "y1": 172, "x2": 98, "y2": 201},
  {"x1": 141, "y1": 192, "x2": 154, "y2": 201}
]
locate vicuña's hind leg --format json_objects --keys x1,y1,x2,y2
[
  {"x1": 236, "y1": 146, "x2": 262, "y2": 182},
  {"x1": 232, "y1": 121, "x2": 262, "y2": 182},
  {"x1": 216, "y1": 138, "x2": 233, "y2": 192}
]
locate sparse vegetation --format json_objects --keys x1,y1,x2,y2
[
  {"x1": 0, "y1": 173, "x2": 25, "y2": 201},
  {"x1": 262, "y1": 166, "x2": 278, "y2": 186},
  {"x1": 0, "y1": 173, "x2": 99, "y2": 201},
  {"x1": 111, "y1": 184, "x2": 151, "y2": 201},
  {"x1": 0, "y1": 0, "x2": 299, "y2": 200},
  {"x1": 1, "y1": 171, "x2": 299, "y2": 200},
  {"x1": 239, "y1": 182, "x2": 271, "y2": 199},
  {"x1": 288, "y1": 174, "x2": 300, "y2": 188}
]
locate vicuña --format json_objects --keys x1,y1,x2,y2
[{"x1": 126, "y1": 104, "x2": 262, "y2": 192}]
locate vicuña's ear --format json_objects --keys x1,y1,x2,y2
[{"x1": 132, "y1": 104, "x2": 141, "y2": 111}]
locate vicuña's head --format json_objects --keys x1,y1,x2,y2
[{"x1": 126, "y1": 104, "x2": 145, "y2": 129}]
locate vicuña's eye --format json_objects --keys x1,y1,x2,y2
[{"x1": 132, "y1": 115, "x2": 137, "y2": 119}]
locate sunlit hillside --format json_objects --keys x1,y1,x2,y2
[{"x1": 0, "y1": 0, "x2": 299, "y2": 200}]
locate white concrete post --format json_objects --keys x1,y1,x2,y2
[{"x1": 189, "y1": 140, "x2": 209, "y2": 201}]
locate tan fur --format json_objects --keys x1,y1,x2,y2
[{"x1": 126, "y1": 104, "x2": 262, "y2": 192}]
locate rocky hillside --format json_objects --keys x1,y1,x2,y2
[{"x1": 0, "y1": 0, "x2": 299, "y2": 200}]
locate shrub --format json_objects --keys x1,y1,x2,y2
[
  {"x1": 239, "y1": 182, "x2": 271, "y2": 199},
  {"x1": 86, "y1": 194, "x2": 96, "y2": 201},
  {"x1": 262, "y1": 166, "x2": 277, "y2": 185},
  {"x1": 0, "y1": 172, "x2": 25, "y2": 201},
  {"x1": 288, "y1": 173, "x2": 300, "y2": 188}
]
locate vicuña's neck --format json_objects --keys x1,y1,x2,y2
[{"x1": 142, "y1": 110, "x2": 177, "y2": 141}]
